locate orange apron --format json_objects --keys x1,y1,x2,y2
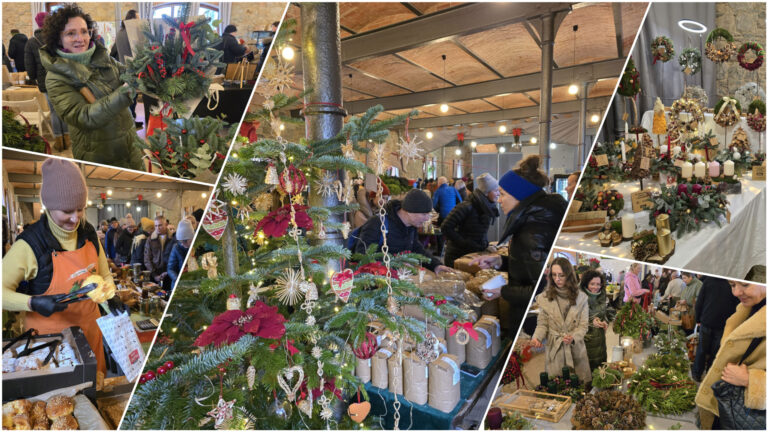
[{"x1": 24, "y1": 241, "x2": 106, "y2": 374}]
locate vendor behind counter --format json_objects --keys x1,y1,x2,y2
[{"x1": 2, "y1": 159, "x2": 126, "y2": 386}]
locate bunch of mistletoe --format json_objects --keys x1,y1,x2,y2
[
  {"x1": 121, "y1": 3, "x2": 224, "y2": 114},
  {"x1": 648, "y1": 183, "x2": 729, "y2": 238},
  {"x1": 612, "y1": 301, "x2": 654, "y2": 341},
  {"x1": 141, "y1": 116, "x2": 233, "y2": 181}
]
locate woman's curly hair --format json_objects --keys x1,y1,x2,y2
[
  {"x1": 579, "y1": 269, "x2": 606, "y2": 293},
  {"x1": 41, "y1": 3, "x2": 98, "y2": 55}
]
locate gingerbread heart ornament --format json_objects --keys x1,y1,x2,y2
[
  {"x1": 331, "y1": 269, "x2": 354, "y2": 303},
  {"x1": 202, "y1": 206, "x2": 228, "y2": 240},
  {"x1": 347, "y1": 401, "x2": 371, "y2": 423}
]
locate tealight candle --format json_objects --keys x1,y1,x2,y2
[
  {"x1": 694, "y1": 161, "x2": 706, "y2": 178},
  {"x1": 681, "y1": 161, "x2": 693, "y2": 179},
  {"x1": 724, "y1": 160, "x2": 735, "y2": 176},
  {"x1": 708, "y1": 161, "x2": 720, "y2": 177}
]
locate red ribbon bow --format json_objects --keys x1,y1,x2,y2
[
  {"x1": 178, "y1": 22, "x2": 197, "y2": 61},
  {"x1": 449, "y1": 321, "x2": 479, "y2": 341},
  {"x1": 269, "y1": 339, "x2": 299, "y2": 356}
]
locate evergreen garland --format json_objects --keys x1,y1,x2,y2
[
  {"x1": 643, "y1": 352, "x2": 688, "y2": 373},
  {"x1": 612, "y1": 302, "x2": 653, "y2": 341},
  {"x1": 627, "y1": 367, "x2": 696, "y2": 415},
  {"x1": 2, "y1": 108, "x2": 48, "y2": 153}
]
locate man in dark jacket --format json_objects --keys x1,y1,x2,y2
[
  {"x1": 692, "y1": 276, "x2": 740, "y2": 381},
  {"x1": 7, "y1": 30, "x2": 27, "y2": 72},
  {"x1": 441, "y1": 173, "x2": 499, "y2": 267},
  {"x1": 432, "y1": 176, "x2": 462, "y2": 257},
  {"x1": 115, "y1": 219, "x2": 137, "y2": 266},
  {"x1": 219, "y1": 25, "x2": 251, "y2": 64},
  {"x1": 105, "y1": 217, "x2": 120, "y2": 260},
  {"x1": 144, "y1": 215, "x2": 177, "y2": 289},
  {"x1": 354, "y1": 189, "x2": 453, "y2": 275}
]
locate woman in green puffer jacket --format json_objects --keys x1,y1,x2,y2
[
  {"x1": 40, "y1": 3, "x2": 143, "y2": 170},
  {"x1": 579, "y1": 269, "x2": 616, "y2": 371}
]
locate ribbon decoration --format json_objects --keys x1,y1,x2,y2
[
  {"x1": 717, "y1": 96, "x2": 740, "y2": 117},
  {"x1": 449, "y1": 321, "x2": 479, "y2": 341},
  {"x1": 179, "y1": 22, "x2": 197, "y2": 61}
]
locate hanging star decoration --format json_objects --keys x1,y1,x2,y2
[
  {"x1": 314, "y1": 171, "x2": 336, "y2": 198},
  {"x1": 318, "y1": 395, "x2": 333, "y2": 420},
  {"x1": 247, "y1": 282, "x2": 262, "y2": 307},
  {"x1": 341, "y1": 140, "x2": 355, "y2": 159},
  {"x1": 399, "y1": 134, "x2": 424, "y2": 165},
  {"x1": 371, "y1": 144, "x2": 386, "y2": 175},
  {"x1": 236, "y1": 203, "x2": 252, "y2": 221},
  {"x1": 271, "y1": 59, "x2": 296, "y2": 93},
  {"x1": 275, "y1": 268, "x2": 304, "y2": 306},
  {"x1": 252, "y1": 193, "x2": 273, "y2": 212},
  {"x1": 222, "y1": 173, "x2": 248, "y2": 196},
  {"x1": 207, "y1": 397, "x2": 236, "y2": 430}
]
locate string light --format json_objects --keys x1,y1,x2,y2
[
  {"x1": 426, "y1": 131, "x2": 433, "y2": 139},
  {"x1": 591, "y1": 114, "x2": 600, "y2": 124},
  {"x1": 498, "y1": 125, "x2": 507, "y2": 134},
  {"x1": 281, "y1": 46, "x2": 295, "y2": 60}
]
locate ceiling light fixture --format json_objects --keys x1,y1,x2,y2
[
  {"x1": 678, "y1": 19, "x2": 707, "y2": 34},
  {"x1": 530, "y1": 137, "x2": 538, "y2": 144},
  {"x1": 550, "y1": 142, "x2": 557, "y2": 149},
  {"x1": 439, "y1": 54, "x2": 449, "y2": 114},
  {"x1": 87, "y1": 200, "x2": 93, "y2": 206},
  {"x1": 202, "y1": 192, "x2": 207, "y2": 198},
  {"x1": 568, "y1": 25, "x2": 579, "y2": 96},
  {"x1": 106, "y1": 189, "x2": 113, "y2": 196},
  {"x1": 568, "y1": 84, "x2": 579, "y2": 95},
  {"x1": 440, "y1": 103, "x2": 449, "y2": 113},
  {"x1": 499, "y1": 125, "x2": 507, "y2": 134},
  {"x1": 107, "y1": 206, "x2": 113, "y2": 212},
  {"x1": 136, "y1": 206, "x2": 141, "y2": 211},
  {"x1": 126, "y1": 202, "x2": 131, "y2": 207},
  {"x1": 470, "y1": 141, "x2": 477, "y2": 149},
  {"x1": 455, "y1": 148, "x2": 462, "y2": 156},
  {"x1": 426, "y1": 131, "x2": 434, "y2": 139},
  {"x1": 499, "y1": 146, "x2": 506, "y2": 153},
  {"x1": 156, "y1": 192, "x2": 162, "y2": 198},
  {"x1": 591, "y1": 114, "x2": 600, "y2": 123}
]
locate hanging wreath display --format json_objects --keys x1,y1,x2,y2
[
  {"x1": 747, "y1": 100, "x2": 766, "y2": 133},
  {"x1": 678, "y1": 48, "x2": 702, "y2": 75},
  {"x1": 705, "y1": 27, "x2": 736, "y2": 63},
  {"x1": 713, "y1": 97, "x2": 742, "y2": 128},
  {"x1": 651, "y1": 36, "x2": 675, "y2": 63},
  {"x1": 737, "y1": 42, "x2": 765, "y2": 71}
]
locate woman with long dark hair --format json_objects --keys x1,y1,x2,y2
[
  {"x1": 529, "y1": 257, "x2": 592, "y2": 383},
  {"x1": 579, "y1": 269, "x2": 615, "y2": 371}
]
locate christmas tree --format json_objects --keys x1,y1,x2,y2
[{"x1": 122, "y1": 25, "x2": 463, "y2": 429}]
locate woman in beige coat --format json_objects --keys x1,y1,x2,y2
[
  {"x1": 695, "y1": 281, "x2": 765, "y2": 429},
  {"x1": 530, "y1": 257, "x2": 592, "y2": 383}
]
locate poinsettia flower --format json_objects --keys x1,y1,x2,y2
[
  {"x1": 355, "y1": 262, "x2": 399, "y2": 279},
  {"x1": 194, "y1": 301, "x2": 286, "y2": 347},
  {"x1": 254, "y1": 204, "x2": 314, "y2": 238},
  {"x1": 677, "y1": 184, "x2": 688, "y2": 196}
]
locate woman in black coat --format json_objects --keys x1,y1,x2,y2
[
  {"x1": 441, "y1": 173, "x2": 499, "y2": 267},
  {"x1": 471, "y1": 155, "x2": 567, "y2": 334}
]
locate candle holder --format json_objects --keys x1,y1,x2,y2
[{"x1": 540, "y1": 372, "x2": 549, "y2": 387}]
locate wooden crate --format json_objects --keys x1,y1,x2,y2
[
  {"x1": 494, "y1": 389, "x2": 572, "y2": 423},
  {"x1": 561, "y1": 210, "x2": 607, "y2": 232}
]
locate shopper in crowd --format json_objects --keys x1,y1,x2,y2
[
  {"x1": 130, "y1": 217, "x2": 154, "y2": 268},
  {"x1": 105, "y1": 217, "x2": 120, "y2": 260},
  {"x1": 97, "y1": 219, "x2": 108, "y2": 248},
  {"x1": 680, "y1": 272, "x2": 703, "y2": 306},
  {"x1": 440, "y1": 173, "x2": 499, "y2": 267},
  {"x1": 114, "y1": 218, "x2": 137, "y2": 266},
  {"x1": 353, "y1": 189, "x2": 453, "y2": 275},
  {"x1": 219, "y1": 24, "x2": 251, "y2": 64},
  {"x1": 530, "y1": 257, "x2": 592, "y2": 384},
  {"x1": 1, "y1": 159, "x2": 125, "y2": 381},
  {"x1": 565, "y1": 171, "x2": 580, "y2": 200},
  {"x1": 661, "y1": 271, "x2": 685, "y2": 302},
  {"x1": 433, "y1": 176, "x2": 462, "y2": 221},
  {"x1": 623, "y1": 262, "x2": 648, "y2": 304},
  {"x1": 40, "y1": 3, "x2": 143, "y2": 169},
  {"x1": 352, "y1": 183, "x2": 374, "y2": 229},
  {"x1": 695, "y1": 281, "x2": 765, "y2": 429},
  {"x1": 692, "y1": 276, "x2": 740, "y2": 382},
  {"x1": 579, "y1": 269, "x2": 615, "y2": 372},
  {"x1": 167, "y1": 219, "x2": 194, "y2": 291},
  {"x1": 454, "y1": 179, "x2": 468, "y2": 201},
  {"x1": 144, "y1": 215, "x2": 176, "y2": 288},
  {"x1": 470, "y1": 155, "x2": 567, "y2": 333},
  {"x1": 8, "y1": 29, "x2": 28, "y2": 72}
]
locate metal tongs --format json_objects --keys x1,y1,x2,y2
[
  {"x1": 2, "y1": 328, "x2": 60, "y2": 367},
  {"x1": 57, "y1": 282, "x2": 99, "y2": 304}
]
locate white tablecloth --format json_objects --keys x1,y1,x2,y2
[
  {"x1": 641, "y1": 109, "x2": 766, "y2": 153},
  {"x1": 557, "y1": 173, "x2": 766, "y2": 280}
]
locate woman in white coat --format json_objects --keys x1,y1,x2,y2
[{"x1": 530, "y1": 257, "x2": 592, "y2": 383}]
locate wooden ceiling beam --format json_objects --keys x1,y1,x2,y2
[
  {"x1": 7, "y1": 174, "x2": 210, "y2": 191},
  {"x1": 344, "y1": 58, "x2": 624, "y2": 113},
  {"x1": 612, "y1": 3, "x2": 624, "y2": 58}
]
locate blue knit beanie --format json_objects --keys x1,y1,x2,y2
[{"x1": 498, "y1": 170, "x2": 541, "y2": 201}]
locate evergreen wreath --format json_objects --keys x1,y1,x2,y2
[
  {"x1": 678, "y1": 48, "x2": 702, "y2": 75},
  {"x1": 737, "y1": 42, "x2": 765, "y2": 71},
  {"x1": 705, "y1": 27, "x2": 736, "y2": 63},
  {"x1": 747, "y1": 100, "x2": 766, "y2": 132},
  {"x1": 627, "y1": 367, "x2": 696, "y2": 415},
  {"x1": 649, "y1": 183, "x2": 729, "y2": 238},
  {"x1": 617, "y1": 58, "x2": 641, "y2": 97},
  {"x1": 612, "y1": 302, "x2": 653, "y2": 341},
  {"x1": 2, "y1": 108, "x2": 49, "y2": 153},
  {"x1": 713, "y1": 97, "x2": 742, "y2": 128},
  {"x1": 121, "y1": 4, "x2": 224, "y2": 115},
  {"x1": 651, "y1": 36, "x2": 675, "y2": 63}
]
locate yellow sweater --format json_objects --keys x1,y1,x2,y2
[{"x1": 2, "y1": 214, "x2": 114, "y2": 311}]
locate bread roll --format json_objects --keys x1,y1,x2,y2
[
  {"x1": 31, "y1": 402, "x2": 46, "y2": 421},
  {"x1": 10, "y1": 400, "x2": 31, "y2": 416},
  {"x1": 45, "y1": 396, "x2": 74, "y2": 420},
  {"x1": 50, "y1": 415, "x2": 78, "y2": 430},
  {"x1": 11, "y1": 414, "x2": 30, "y2": 430}
]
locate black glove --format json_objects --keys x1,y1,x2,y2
[
  {"x1": 29, "y1": 294, "x2": 69, "y2": 317},
  {"x1": 106, "y1": 296, "x2": 128, "y2": 316}
]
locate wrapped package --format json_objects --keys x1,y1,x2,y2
[
  {"x1": 428, "y1": 354, "x2": 461, "y2": 413},
  {"x1": 387, "y1": 352, "x2": 404, "y2": 395},
  {"x1": 446, "y1": 325, "x2": 467, "y2": 364},
  {"x1": 466, "y1": 321, "x2": 492, "y2": 369},
  {"x1": 478, "y1": 315, "x2": 501, "y2": 357},
  {"x1": 439, "y1": 270, "x2": 472, "y2": 283},
  {"x1": 428, "y1": 322, "x2": 446, "y2": 340},
  {"x1": 453, "y1": 252, "x2": 483, "y2": 275},
  {"x1": 466, "y1": 269, "x2": 507, "y2": 296},
  {"x1": 355, "y1": 357, "x2": 372, "y2": 383},
  {"x1": 402, "y1": 352, "x2": 429, "y2": 405},
  {"x1": 371, "y1": 341, "x2": 396, "y2": 389},
  {"x1": 420, "y1": 279, "x2": 466, "y2": 303}
]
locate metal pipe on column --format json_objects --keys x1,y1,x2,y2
[
  {"x1": 577, "y1": 81, "x2": 590, "y2": 170},
  {"x1": 301, "y1": 3, "x2": 347, "y2": 254},
  {"x1": 538, "y1": 13, "x2": 556, "y2": 175}
]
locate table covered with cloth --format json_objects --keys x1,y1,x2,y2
[{"x1": 641, "y1": 109, "x2": 766, "y2": 152}]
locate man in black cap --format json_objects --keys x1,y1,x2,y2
[
  {"x1": 219, "y1": 24, "x2": 251, "y2": 64},
  {"x1": 353, "y1": 189, "x2": 453, "y2": 274}
]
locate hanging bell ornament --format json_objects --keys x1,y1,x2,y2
[{"x1": 266, "y1": 163, "x2": 279, "y2": 185}]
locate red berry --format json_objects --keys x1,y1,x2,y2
[
  {"x1": 181, "y1": 129, "x2": 187, "y2": 134},
  {"x1": 139, "y1": 374, "x2": 148, "y2": 384},
  {"x1": 157, "y1": 366, "x2": 168, "y2": 375},
  {"x1": 164, "y1": 361, "x2": 175, "y2": 370},
  {"x1": 199, "y1": 139, "x2": 205, "y2": 144},
  {"x1": 145, "y1": 371, "x2": 156, "y2": 381},
  {"x1": 219, "y1": 367, "x2": 226, "y2": 373}
]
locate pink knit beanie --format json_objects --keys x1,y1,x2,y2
[{"x1": 41, "y1": 159, "x2": 87, "y2": 210}]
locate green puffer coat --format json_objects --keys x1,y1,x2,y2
[
  {"x1": 40, "y1": 43, "x2": 143, "y2": 169},
  {"x1": 582, "y1": 287, "x2": 616, "y2": 372}
]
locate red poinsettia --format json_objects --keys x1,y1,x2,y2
[
  {"x1": 354, "y1": 262, "x2": 399, "y2": 279},
  {"x1": 254, "y1": 204, "x2": 314, "y2": 238},
  {"x1": 239, "y1": 120, "x2": 260, "y2": 142},
  {"x1": 299, "y1": 378, "x2": 343, "y2": 401},
  {"x1": 194, "y1": 301, "x2": 286, "y2": 347}
]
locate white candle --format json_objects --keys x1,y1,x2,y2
[
  {"x1": 620, "y1": 140, "x2": 627, "y2": 163},
  {"x1": 625, "y1": 121, "x2": 629, "y2": 140},
  {"x1": 694, "y1": 161, "x2": 706, "y2": 178},
  {"x1": 660, "y1": 145, "x2": 668, "y2": 155},
  {"x1": 681, "y1": 161, "x2": 693, "y2": 179},
  {"x1": 723, "y1": 160, "x2": 735, "y2": 176},
  {"x1": 622, "y1": 213, "x2": 635, "y2": 238},
  {"x1": 672, "y1": 146, "x2": 682, "y2": 156},
  {"x1": 708, "y1": 161, "x2": 720, "y2": 177}
]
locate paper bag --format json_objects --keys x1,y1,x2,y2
[
  {"x1": 453, "y1": 253, "x2": 483, "y2": 275},
  {"x1": 428, "y1": 354, "x2": 461, "y2": 413},
  {"x1": 466, "y1": 321, "x2": 492, "y2": 369},
  {"x1": 96, "y1": 311, "x2": 145, "y2": 382},
  {"x1": 402, "y1": 352, "x2": 428, "y2": 405},
  {"x1": 355, "y1": 357, "x2": 371, "y2": 383},
  {"x1": 387, "y1": 352, "x2": 404, "y2": 395},
  {"x1": 446, "y1": 327, "x2": 467, "y2": 364},
  {"x1": 371, "y1": 347, "x2": 393, "y2": 389},
  {"x1": 478, "y1": 315, "x2": 501, "y2": 356}
]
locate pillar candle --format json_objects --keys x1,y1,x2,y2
[
  {"x1": 540, "y1": 372, "x2": 549, "y2": 387},
  {"x1": 660, "y1": 145, "x2": 668, "y2": 155},
  {"x1": 547, "y1": 381, "x2": 558, "y2": 394},
  {"x1": 694, "y1": 161, "x2": 706, "y2": 178},
  {"x1": 570, "y1": 373, "x2": 580, "y2": 386},
  {"x1": 622, "y1": 213, "x2": 635, "y2": 238},
  {"x1": 681, "y1": 161, "x2": 693, "y2": 179},
  {"x1": 724, "y1": 160, "x2": 735, "y2": 176},
  {"x1": 562, "y1": 366, "x2": 571, "y2": 379},
  {"x1": 620, "y1": 140, "x2": 627, "y2": 163},
  {"x1": 708, "y1": 161, "x2": 720, "y2": 177}
]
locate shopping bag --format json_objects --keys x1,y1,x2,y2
[{"x1": 96, "y1": 311, "x2": 145, "y2": 382}]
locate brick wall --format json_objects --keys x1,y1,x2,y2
[{"x1": 714, "y1": 2, "x2": 766, "y2": 97}]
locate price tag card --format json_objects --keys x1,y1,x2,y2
[
  {"x1": 595, "y1": 154, "x2": 609, "y2": 166},
  {"x1": 96, "y1": 311, "x2": 145, "y2": 382},
  {"x1": 622, "y1": 112, "x2": 629, "y2": 122},
  {"x1": 709, "y1": 136, "x2": 719, "y2": 146},
  {"x1": 631, "y1": 191, "x2": 653, "y2": 212},
  {"x1": 753, "y1": 165, "x2": 766, "y2": 181},
  {"x1": 674, "y1": 159, "x2": 685, "y2": 168},
  {"x1": 569, "y1": 199, "x2": 583, "y2": 214},
  {"x1": 640, "y1": 157, "x2": 651, "y2": 170}
]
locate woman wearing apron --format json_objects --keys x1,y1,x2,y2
[{"x1": 2, "y1": 159, "x2": 124, "y2": 386}]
